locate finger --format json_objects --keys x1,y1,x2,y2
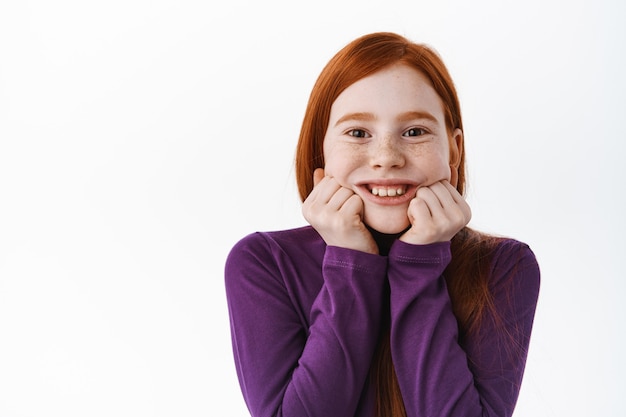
[
  {"x1": 427, "y1": 182, "x2": 458, "y2": 210},
  {"x1": 427, "y1": 182, "x2": 470, "y2": 219},
  {"x1": 439, "y1": 181, "x2": 472, "y2": 221},
  {"x1": 422, "y1": 182, "x2": 471, "y2": 228},
  {"x1": 441, "y1": 181, "x2": 466, "y2": 205},
  {"x1": 418, "y1": 183, "x2": 469, "y2": 226},
  {"x1": 326, "y1": 186, "x2": 356, "y2": 210},
  {"x1": 313, "y1": 168, "x2": 325, "y2": 187},
  {"x1": 340, "y1": 194, "x2": 365, "y2": 219},
  {"x1": 415, "y1": 186, "x2": 444, "y2": 218},
  {"x1": 408, "y1": 196, "x2": 433, "y2": 222},
  {"x1": 308, "y1": 175, "x2": 341, "y2": 204}
]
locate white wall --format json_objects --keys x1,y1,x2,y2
[{"x1": 1, "y1": 1, "x2": 624, "y2": 416}]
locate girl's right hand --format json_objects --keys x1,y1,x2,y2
[{"x1": 302, "y1": 168, "x2": 378, "y2": 255}]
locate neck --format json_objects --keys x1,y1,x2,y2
[{"x1": 366, "y1": 225, "x2": 409, "y2": 256}]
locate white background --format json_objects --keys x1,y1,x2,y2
[{"x1": 1, "y1": 1, "x2": 624, "y2": 416}]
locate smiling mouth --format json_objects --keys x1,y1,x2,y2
[{"x1": 369, "y1": 185, "x2": 408, "y2": 197}]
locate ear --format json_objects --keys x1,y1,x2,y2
[{"x1": 448, "y1": 128, "x2": 463, "y2": 188}]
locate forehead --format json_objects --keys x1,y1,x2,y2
[{"x1": 329, "y1": 64, "x2": 445, "y2": 120}]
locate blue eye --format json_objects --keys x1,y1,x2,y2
[
  {"x1": 403, "y1": 127, "x2": 427, "y2": 137},
  {"x1": 347, "y1": 129, "x2": 370, "y2": 138}
]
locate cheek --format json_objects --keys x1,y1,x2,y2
[
  {"x1": 323, "y1": 142, "x2": 362, "y2": 178},
  {"x1": 433, "y1": 150, "x2": 451, "y2": 171},
  {"x1": 410, "y1": 145, "x2": 450, "y2": 174},
  {"x1": 430, "y1": 141, "x2": 451, "y2": 164},
  {"x1": 322, "y1": 142, "x2": 338, "y2": 176},
  {"x1": 431, "y1": 154, "x2": 452, "y2": 180}
]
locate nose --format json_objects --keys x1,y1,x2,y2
[{"x1": 370, "y1": 135, "x2": 405, "y2": 169}]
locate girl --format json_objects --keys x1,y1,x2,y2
[{"x1": 225, "y1": 32, "x2": 540, "y2": 417}]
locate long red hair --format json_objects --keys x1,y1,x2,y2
[{"x1": 295, "y1": 32, "x2": 501, "y2": 416}]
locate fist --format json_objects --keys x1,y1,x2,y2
[
  {"x1": 400, "y1": 181, "x2": 471, "y2": 245},
  {"x1": 302, "y1": 168, "x2": 378, "y2": 254}
]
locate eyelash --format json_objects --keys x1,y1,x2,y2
[
  {"x1": 345, "y1": 127, "x2": 429, "y2": 138},
  {"x1": 346, "y1": 128, "x2": 371, "y2": 138},
  {"x1": 403, "y1": 127, "x2": 429, "y2": 137}
]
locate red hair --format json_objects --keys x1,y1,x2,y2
[{"x1": 294, "y1": 32, "x2": 501, "y2": 417}]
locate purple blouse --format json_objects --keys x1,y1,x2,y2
[{"x1": 225, "y1": 226, "x2": 540, "y2": 416}]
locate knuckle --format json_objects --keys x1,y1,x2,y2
[{"x1": 416, "y1": 187, "x2": 430, "y2": 198}]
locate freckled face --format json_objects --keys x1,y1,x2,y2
[{"x1": 323, "y1": 64, "x2": 461, "y2": 234}]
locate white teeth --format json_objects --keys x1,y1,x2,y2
[{"x1": 371, "y1": 186, "x2": 406, "y2": 197}]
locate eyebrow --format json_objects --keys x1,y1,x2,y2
[
  {"x1": 334, "y1": 112, "x2": 376, "y2": 127},
  {"x1": 333, "y1": 110, "x2": 439, "y2": 127},
  {"x1": 396, "y1": 111, "x2": 439, "y2": 124}
]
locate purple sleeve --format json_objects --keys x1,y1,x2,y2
[
  {"x1": 225, "y1": 233, "x2": 387, "y2": 416},
  {"x1": 387, "y1": 240, "x2": 540, "y2": 416}
]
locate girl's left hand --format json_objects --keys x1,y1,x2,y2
[{"x1": 399, "y1": 181, "x2": 471, "y2": 245}]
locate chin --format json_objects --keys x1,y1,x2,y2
[{"x1": 364, "y1": 215, "x2": 410, "y2": 235}]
